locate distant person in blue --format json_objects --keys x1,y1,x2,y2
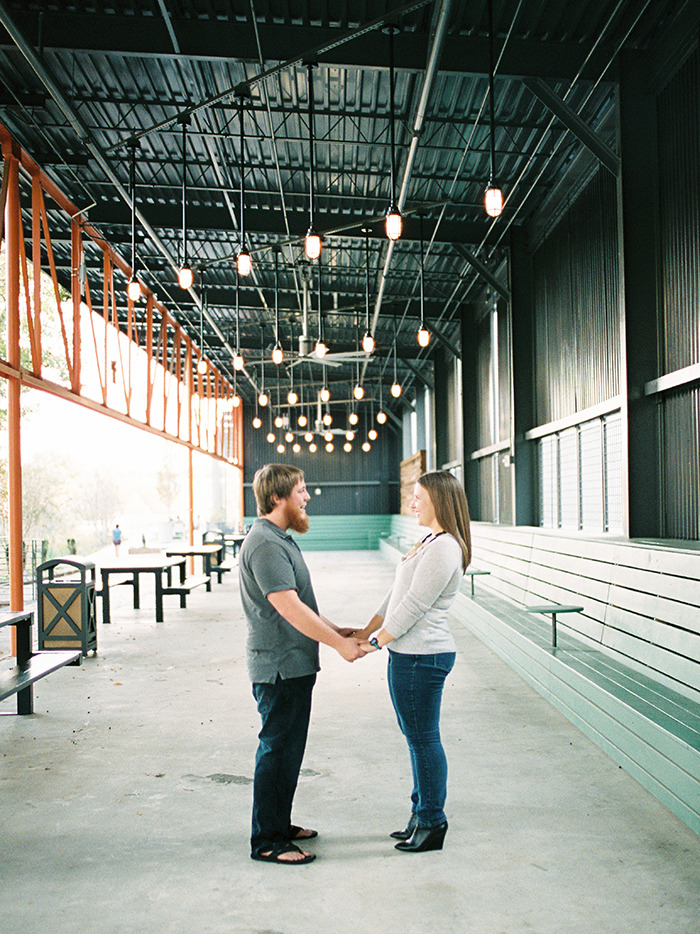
[{"x1": 112, "y1": 524, "x2": 122, "y2": 557}]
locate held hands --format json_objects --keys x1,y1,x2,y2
[{"x1": 335, "y1": 635, "x2": 365, "y2": 663}]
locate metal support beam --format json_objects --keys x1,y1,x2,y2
[
  {"x1": 453, "y1": 243, "x2": 510, "y2": 301},
  {"x1": 522, "y1": 77, "x2": 620, "y2": 177}
]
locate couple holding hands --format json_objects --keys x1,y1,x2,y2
[{"x1": 239, "y1": 463, "x2": 471, "y2": 864}]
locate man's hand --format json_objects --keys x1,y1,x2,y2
[{"x1": 335, "y1": 636, "x2": 365, "y2": 663}]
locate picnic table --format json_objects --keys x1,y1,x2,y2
[
  {"x1": 164, "y1": 543, "x2": 222, "y2": 589},
  {"x1": 97, "y1": 554, "x2": 186, "y2": 625}
]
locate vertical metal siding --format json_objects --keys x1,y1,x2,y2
[
  {"x1": 533, "y1": 169, "x2": 620, "y2": 425},
  {"x1": 657, "y1": 48, "x2": 700, "y2": 540}
]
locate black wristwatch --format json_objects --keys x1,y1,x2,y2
[{"x1": 369, "y1": 637, "x2": 382, "y2": 650}]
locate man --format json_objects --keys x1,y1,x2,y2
[{"x1": 239, "y1": 464, "x2": 363, "y2": 864}]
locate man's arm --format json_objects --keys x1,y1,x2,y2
[{"x1": 266, "y1": 589, "x2": 364, "y2": 662}]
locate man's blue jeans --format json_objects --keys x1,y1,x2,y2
[
  {"x1": 387, "y1": 651, "x2": 456, "y2": 828},
  {"x1": 251, "y1": 673, "x2": 316, "y2": 854}
]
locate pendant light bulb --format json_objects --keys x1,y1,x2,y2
[
  {"x1": 368, "y1": 428, "x2": 378, "y2": 441},
  {"x1": 274, "y1": 415, "x2": 284, "y2": 428},
  {"x1": 267, "y1": 432, "x2": 276, "y2": 443},
  {"x1": 353, "y1": 384, "x2": 365, "y2": 400},
  {"x1": 272, "y1": 343, "x2": 284, "y2": 365},
  {"x1": 485, "y1": 185, "x2": 504, "y2": 218},
  {"x1": 258, "y1": 392, "x2": 269, "y2": 407},
  {"x1": 127, "y1": 277, "x2": 140, "y2": 301},
  {"x1": 323, "y1": 412, "x2": 332, "y2": 426},
  {"x1": 178, "y1": 265, "x2": 194, "y2": 290},
  {"x1": 305, "y1": 230, "x2": 322, "y2": 261},
  {"x1": 232, "y1": 394, "x2": 241, "y2": 408},
  {"x1": 288, "y1": 390, "x2": 298, "y2": 405},
  {"x1": 377, "y1": 410, "x2": 387, "y2": 425},
  {"x1": 362, "y1": 441, "x2": 371, "y2": 452},
  {"x1": 349, "y1": 411, "x2": 359, "y2": 426},
  {"x1": 320, "y1": 386, "x2": 331, "y2": 403},
  {"x1": 315, "y1": 339, "x2": 328, "y2": 358},
  {"x1": 252, "y1": 416, "x2": 262, "y2": 429},
  {"x1": 417, "y1": 325, "x2": 431, "y2": 348},
  {"x1": 362, "y1": 331, "x2": 375, "y2": 354},
  {"x1": 385, "y1": 209, "x2": 402, "y2": 241},
  {"x1": 236, "y1": 249, "x2": 252, "y2": 276},
  {"x1": 197, "y1": 358, "x2": 207, "y2": 375},
  {"x1": 391, "y1": 381, "x2": 402, "y2": 398},
  {"x1": 298, "y1": 414, "x2": 308, "y2": 427},
  {"x1": 233, "y1": 352, "x2": 245, "y2": 371}
]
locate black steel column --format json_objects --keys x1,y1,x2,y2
[
  {"x1": 509, "y1": 229, "x2": 536, "y2": 526},
  {"x1": 460, "y1": 303, "x2": 480, "y2": 518},
  {"x1": 617, "y1": 50, "x2": 661, "y2": 538}
]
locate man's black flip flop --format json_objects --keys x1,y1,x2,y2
[{"x1": 251, "y1": 841, "x2": 316, "y2": 864}]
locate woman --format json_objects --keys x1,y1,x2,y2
[{"x1": 356, "y1": 471, "x2": 471, "y2": 852}]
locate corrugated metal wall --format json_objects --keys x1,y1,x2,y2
[
  {"x1": 242, "y1": 406, "x2": 401, "y2": 517},
  {"x1": 533, "y1": 169, "x2": 620, "y2": 425},
  {"x1": 657, "y1": 49, "x2": 700, "y2": 540}
]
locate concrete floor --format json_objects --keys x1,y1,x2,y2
[{"x1": 1, "y1": 549, "x2": 699, "y2": 934}]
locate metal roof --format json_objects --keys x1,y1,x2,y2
[{"x1": 0, "y1": 0, "x2": 697, "y2": 414}]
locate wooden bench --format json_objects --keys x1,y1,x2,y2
[
  {"x1": 449, "y1": 523, "x2": 700, "y2": 837},
  {"x1": 161, "y1": 574, "x2": 210, "y2": 607},
  {"x1": 0, "y1": 610, "x2": 81, "y2": 715}
]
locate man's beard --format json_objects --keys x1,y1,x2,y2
[{"x1": 285, "y1": 500, "x2": 309, "y2": 534}]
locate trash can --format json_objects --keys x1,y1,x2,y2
[{"x1": 36, "y1": 557, "x2": 97, "y2": 657}]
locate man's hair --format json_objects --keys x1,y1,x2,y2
[{"x1": 253, "y1": 463, "x2": 305, "y2": 516}]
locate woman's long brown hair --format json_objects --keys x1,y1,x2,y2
[{"x1": 417, "y1": 471, "x2": 472, "y2": 570}]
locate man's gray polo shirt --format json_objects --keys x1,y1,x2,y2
[{"x1": 239, "y1": 517, "x2": 320, "y2": 684}]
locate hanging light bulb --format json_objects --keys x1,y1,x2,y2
[
  {"x1": 315, "y1": 338, "x2": 327, "y2": 358},
  {"x1": 232, "y1": 394, "x2": 241, "y2": 408},
  {"x1": 197, "y1": 358, "x2": 207, "y2": 375},
  {"x1": 253, "y1": 416, "x2": 262, "y2": 429},
  {"x1": 128, "y1": 277, "x2": 140, "y2": 302},
  {"x1": 349, "y1": 411, "x2": 359, "y2": 425},
  {"x1": 288, "y1": 390, "x2": 298, "y2": 405},
  {"x1": 346, "y1": 430, "x2": 355, "y2": 441},
  {"x1": 277, "y1": 444, "x2": 286, "y2": 454},
  {"x1": 233, "y1": 352, "x2": 245, "y2": 370},
  {"x1": 325, "y1": 442, "x2": 334, "y2": 453},
  {"x1": 362, "y1": 331, "x2": 375, "y2": 353},
  {"x1": 417, "y1": 325, "x2": 431, "y2": 347},
  {"x1": 267, "y1": 432, "x2": 276, "y2": 443},
  {"x1": 484, "y1": 185, "x2": 504, "y2": 217},
  {"x1": 354, "y1": 384, "x2": 365, "y2": 400},
  {"x1": 391, "y1": 381, "x2": 402, "y2": 397},
  {"x1": 362, "y1": 441, "x2": 371, "y2": 452},
  {"x1": 272, "y1": 343, "x2": 284, "y2": 365},
  {"x1": 344, "y1": 442, "x2": 352, "y2": 453},
  {"x1": 178, "y1": 265, "x2": 194, "y2": 290},
  {"x1": 320, "y1": 386, "x2": 331, "y2": 403},
  {"x1": 127, "y1": 141, "x2": 141, "y2": 302},
  {"x1": 274, "y1": 414, "x2": 284, "y2": 428},
  {"x1": 293, "y1": 443, "x2": 301, "y2": 453},
  {"x1": 258, "y1": 391, "x2": 269, "y2": 407},
  {"x1": 323, "y1": 412, "x2": 333, "y2": 426},
  {"x1": 384, "y1": 26, "x2": 402, "y2": 242},
  {"x1": 305, "y1": 230, "x2": 322, "y2": 261},
  {"x1": 304, "y1": 432, "x2": 314, "y2": 443},
  {"x1": 385, "y1": 209, "x2": 402, "y2": 241},
  {"x1": 324, "y1": 431, "x2": 334, "y2": 442},
  {"x1": 484, "y1": 0, "x2": 504, "y2": 219},
  {"x1": 285, "y1": 431, "x2": 294, "y2": 442},
  {"x1": 368, "y1": 428, "x2": 378, "y2": 441},
  {"x1": 298, "y1": 414, "x2": 308, "y2": 428},
  {"x1": 377, "y1": 410, "x2": 387, "y2": 425},
  {"x1": 309, "y1": 442, "x2": 318, "y2": 452},
  {"x1": 236, "y1": 248, "x2": 252, "y2": 276}
]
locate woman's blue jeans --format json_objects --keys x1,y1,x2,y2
[
  {"x1": 250, "y1": 673, "x2": 316, "y2": 853},
  {"x1": 387, "y1": 651, "x2": 456, "y2": 828}
]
